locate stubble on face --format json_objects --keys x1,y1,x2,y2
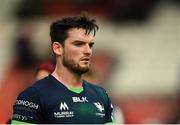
[{"x1": 62, "y1": 53, "x2": 90, "y2": 75}]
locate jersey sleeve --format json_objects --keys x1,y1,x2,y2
[
  {"x1": 104, "y1": 90, "x2": 114, "y2": 123},
  {"x1": 95, "y1": 86, "x2": 114, "y2": 123},
  {"x1": 11, "y1": 87, "x2": 43, "y2": 124}
]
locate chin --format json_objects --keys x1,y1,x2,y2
[
  {"x1": 75, "y1": 66, "x2": 89, "y2": 75},
  {"x1": 81, "y1": 66, "x2": 90, "y2": 71}
]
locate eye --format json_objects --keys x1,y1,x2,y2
[
  {"x1": 74, "y1": 42, "x2": 84, "y2": 47},
  {"x1": 89, "y1": 42, "x2": 94, "y2": 48}
]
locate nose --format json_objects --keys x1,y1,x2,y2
[{"x1": 84, "y1": 44, "x2": 92, "y2": 56}]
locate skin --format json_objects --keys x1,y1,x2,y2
[{"x1": 51, "y1": 28, "x2": 94, "y2": 88}]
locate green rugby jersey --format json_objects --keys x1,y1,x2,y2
[{"x1": 11, "y1": 74, "x2": 113, "y2": 124}]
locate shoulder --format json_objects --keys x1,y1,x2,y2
[
  {"x1": 18, "y1": 86, "x2": 39, "y2": 100},
  {"x1": 84, "y1": 80, "x2": 106, "y2": 91},
  {"x1": 84, "y1": 80, "x2": 112, "y2": 109},
  {"x1": 33, "y1": 75, "x2": 51, "y2": 88},
  {"x1": 15, "y1": 77, "x2": 51, "y2": 110},
  {"x1": 15, "y1": 86, "x2": 41, "y2": 112},
  {"x1": 18, "y1": 75, "x2": 52, "y2": 99},
  {"x1": 84, "y1": 80, "x2": 108, "y2": 98},
  {"x1": 26, "y1": 75, "x2": 55, "y2": 94}
]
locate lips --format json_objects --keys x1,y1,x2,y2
[{"x1": 81, "y1": 57, "x2": 90, "y2": 61}]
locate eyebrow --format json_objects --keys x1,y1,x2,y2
[{"x1": 73, "y1": 40, "x2": 94, "y2": 44}]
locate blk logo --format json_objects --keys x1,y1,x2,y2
[
  {"x1": 60, "y1": 102, "x2": 69, "y2": 110},
  {"x1": 72, "y1": 97, "x2": 88, "y2": 102}
]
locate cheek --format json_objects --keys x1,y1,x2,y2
[
  {"x1": 63, "y1": 44, "x2": 83, "y2": 61},
  {"x1": 64, "y1": 48, "x2": 80, "y2": 61},
  {"x1": 70, "y1": 47, "x2": 82, "y2": 57}
]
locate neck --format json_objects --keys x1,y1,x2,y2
[{"x1": 52, "y1": 65, "x2": 83, "y2": 88}]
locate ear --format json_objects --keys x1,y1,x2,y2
[{"x1": 52, "y1": 42, "x2": 63, "y2": 56}]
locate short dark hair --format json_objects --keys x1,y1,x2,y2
[{"x1": 50, "y1": 14, "x2": 99, "y2": 46}]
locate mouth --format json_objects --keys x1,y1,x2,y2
[{"x1": 81, "y1": 57, "x2": 90, "y2": 62}]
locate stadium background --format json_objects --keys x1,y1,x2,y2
[{"x1": 0, "y1": 0, "x2": 180, "y2": 123}]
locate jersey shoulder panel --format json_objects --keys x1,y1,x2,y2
[
  {"x1": 84, "y1": 81, "x2": 107, "y2": 95},
  {"x1": 12, "y1": 86, "x2": 43, "y2": 123},
  {"x1": 84, "y1": 81, "x2": 109, "y2": 103},
  {"x1": 32, "y1": 76, "x2": 52, "y2": 89},
  {"x1": 84, "y1": 81, "x2": 113, "y2": 123}
]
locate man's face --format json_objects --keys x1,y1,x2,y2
[{"x1": 62, "y1": 28, "x2": 94, "y2": 75}]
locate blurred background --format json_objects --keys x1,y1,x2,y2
[{"x1": 0, "y1": 0, "x2": 180, "y2": 124}]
